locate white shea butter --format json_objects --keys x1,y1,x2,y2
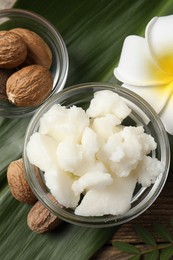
[
  {"x1": 26, "y1": 90, "x2": 164, "y2": 217},
  {"x1": 86, "y1": 90, "x2": 131, "y2": 120},
  {"x1": 44, "y1": 166, "x2": 80, "y2": 208},
  {"x1": 74, "y1": 173, "x2": 137, "y2": 216},
  {"x1": 26, "y1": 132, "x2": 58, "y2": 172},
  {"x1": 72, "y1": 170, "x2": 113, "y2": 197},
  {"x1": 39, "y1": 104, "x2": 89, "y2": 143},
  {"x1": 57, "y1": 140, "x2": 84, "y2": 173}
]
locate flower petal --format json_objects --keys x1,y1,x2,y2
[
  {"x1": 146, "y1": 15, "x2": 173, "y2": 74},
  {"x1": 160, "y1": 93, "x2": 173, "y2": 135},
  {"x1": 114, "y1": 35, "x2": 172, "y2": 86},
  {"x1": 122, "y1": 83, "x2": 171, "y2": 114}
]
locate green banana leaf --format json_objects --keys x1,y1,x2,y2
[{"x1": 1, "y1": 0, "x2": 173, "y2": 259}]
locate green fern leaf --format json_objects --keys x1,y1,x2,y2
[
  {"x1": 144, "y1": 249, "x2": 159, "y2": 260},
  {"x1": 154, "y1": 223, "x2": 173, "y2": 242},
  {"x1": 135, "y1": 224, "x2": 157, "y2": 246},
  {"x1": 160, "y1": 246, "x2": 173, "y2": 260},
  {"x1": 128, "y1": 255, "x2": 141, "y2": 260},
  {"x1": 112, "y1": 241, "x2": 140, "y2": 254}
]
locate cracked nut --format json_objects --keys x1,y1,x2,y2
[
  {"x1": 0, "y1": 31, "x2": 27, "y2": 69},
  {"x1": 7, "y1": 158, "x2": 37, "y2": 204},
  {"x1": 10, "y1": 28, "x2": 52, "y2": 69},
  {"x1": 27, "y1": 194, "x2": 62, "y2": 233},
  {"x1": 6, "y1": 64, "x2": 53, "y2": 107}
]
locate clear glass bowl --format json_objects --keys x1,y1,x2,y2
[
  {"x1": 23, "y1": 82, "x2": 170, "y2": 227},
  {"x1": 0, "y1": 8, "x2": 69, "y2": 118}
]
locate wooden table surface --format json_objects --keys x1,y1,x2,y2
[{"x1": 92, "y1": 169, "x2": 173, "y2": 259}]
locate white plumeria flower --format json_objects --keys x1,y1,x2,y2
[{"x1": 114, "y1": 15, "x2": 173, "y2": 135}]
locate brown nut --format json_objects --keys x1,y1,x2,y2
[
  {"x1": 6, "y1": 64, "x2": 53, "y2": 107},
  {"x1": 0, "y1": 68, "x2": 16, "y2": 100},
  {"x1": 7, "y1": 158, "x2": 37, "y2": 204},
  {"x1": 0, "y1": 31, "x2": 27, "y2": 69},
  {"x1": 27, "y1": 194, "x2": 62, "y2": 233},
  {"x1": 10, "y1": 28, "x2": 52, "y2": 69}
]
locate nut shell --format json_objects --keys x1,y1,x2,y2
[
  {"x1": 0, "y1": 31, "x2": 27, "y2": 69},
  {"x1": 6, "y1": 64, "x2": 53, "y2": 107},
  {"x1": 10, "y1": 28, "x2": 52, "y2": 69},
  {"x1": 27, "y1": 194, "x2": 61, "y2": 233},
  {"x1": 7, "y1": 158, "x2": 37, "y2": 204}
]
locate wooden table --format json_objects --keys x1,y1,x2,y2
[{"x1": 92, "y1": 170, "x2": 173, "y2": 259}]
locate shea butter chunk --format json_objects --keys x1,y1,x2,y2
[
  {"x1": 26, "y1": 132, "x2": 58, "y2": 172},
  {"x1": 81, "y1": 127, "x2": 100, "y2": 158},
  {"x1": 72, "y1": 171, "x2": 113, "y2": 197},
  {"x1": 39, "y1": 104, "x2": 67, "y2": 135},
  {"x1": 91, "y1": 114, "x2": 123, "y2": 143},
  {"x1": 98, "y1": 126, "x2": 157, "y2": 177},
  {"x1": 39, "y1": 104, "x2": 89, "y2": 143},
  {"x1": 45, "y1": 166, "x2": 79, "y2": 208},
  {"x1": 75, "y1": 173, "x2": 137, "y2": 216},
  {"x1": 56, "y1": 140, "x2": 83, "y2": 173},
  {"x1": 86, "y1": 90, "x2": 131, "y2": 120},
  {"x1": 136, "y1": 156, "x2": 164, "y2": 187}
]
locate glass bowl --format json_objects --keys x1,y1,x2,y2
[
  {"x1": 23, "y1": 82, "x2": 170, "y2": 227},
  {"x1": 0, "y1": 8, "x2": 69, "y2": 118}
]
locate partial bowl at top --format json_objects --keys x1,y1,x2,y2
[
  {"x1": 23, "y1": 82, "x2": 170, "y2": 227},
  {"x1": 0, "y1": 8, "x2": 69, "y2": 118}
]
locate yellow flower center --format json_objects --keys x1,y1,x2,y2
[{"x1": 156, "y1": 55, "x2": 173, "y2": 76}]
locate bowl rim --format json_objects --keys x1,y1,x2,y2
[
  {"x1": 0, "y1": 8, "x2": 69, "y2": 118},
  {"x1": 23, "y1": 82, "x2": 170, "y2": 227}
]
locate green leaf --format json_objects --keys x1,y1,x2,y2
[
  {"x1": 113, "y1": 241, "x2": 140, "y2": 254},
  {"x1": 0, "y1": 188, "x2": 114, "y2": 260},
  {"x1": 128, "y1": 255, "x2": 141, "y2": 260},
  {"x1": 13, "y1": 0, "x2": 173, "y2": 84},
  {"x1": 154, "y1": 223, "x2": 173, "y2": 242},
  {"x1": 160, "y1": 247, "x2": 173, "y2": 260},
  {"x1": 0, "y1": 117, "x2": 30, "y2": 178},
  {"x1": 135, "y1": 224, "x2": 157, "y2": 246},
  {"x1": 144, "y1": 249, "x2": 159, "y2": 260}
]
